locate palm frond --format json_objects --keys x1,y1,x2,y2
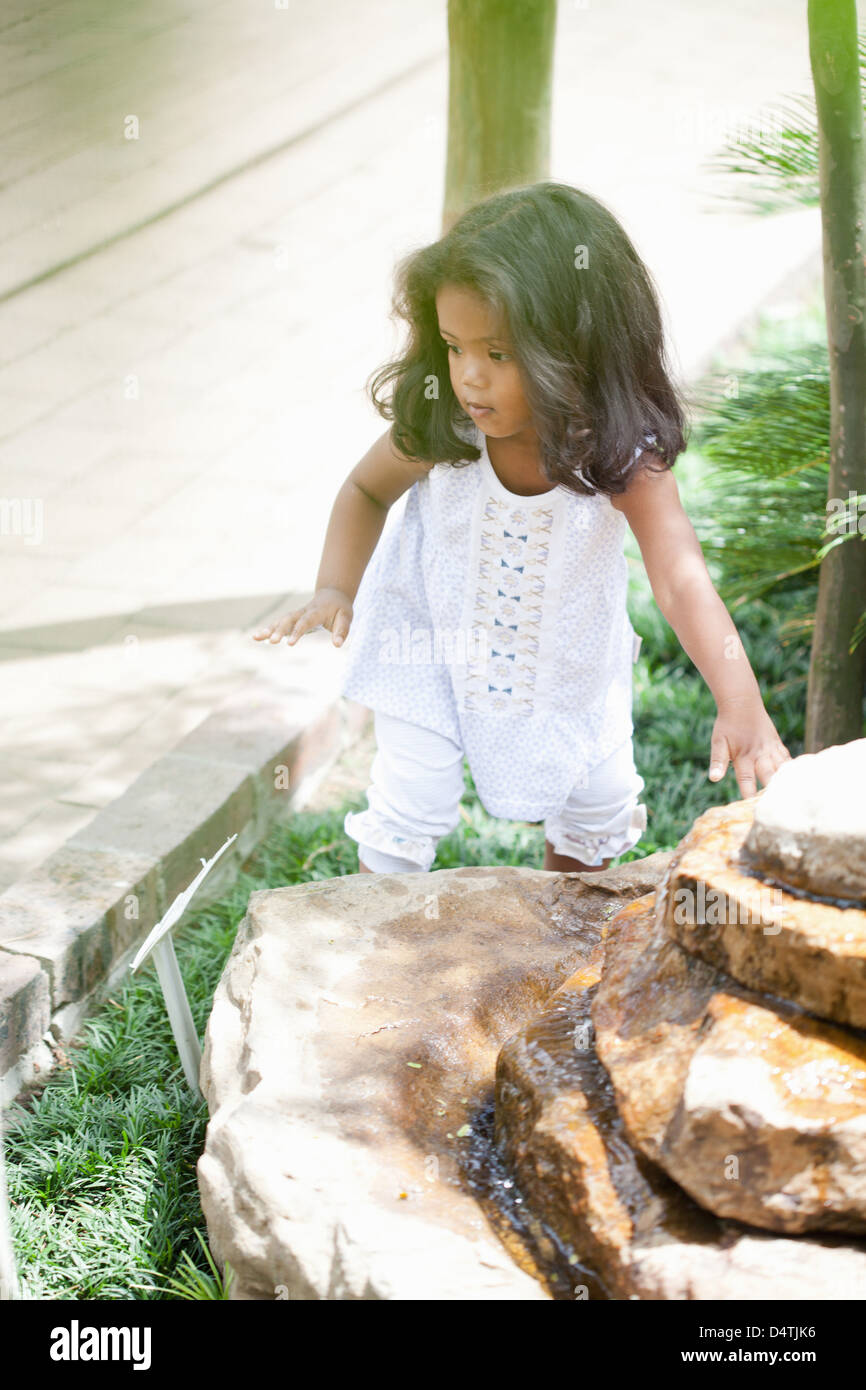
[
  {"x1": 688, "y1": 343, "x2": 831, "y2": 612},
  {"x1": 850, "y1": 606, "x2": 866, "y2": 655},
  {"x1": 702, "y1": 33, "x2": 866, "y2": 213},
  {"x1": 688, "y1": 340, "x2": 866, "y2": 655}
]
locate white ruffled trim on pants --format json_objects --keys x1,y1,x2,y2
[
  {"x1": 344, "y1": 809, "x2": 439, "y2": 873},
  {"x1": 543, "y1": 798, "x2": 648, "y2": 866}
]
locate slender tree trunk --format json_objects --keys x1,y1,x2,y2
[
  {"x1": 805, "y1": 0, "x2": 866, "y2": 749},
  {"x1": 443, "y1": 0, "x2": 558, "y2": 233}
]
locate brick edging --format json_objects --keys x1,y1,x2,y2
[{"x1": 0, "y1": 684, "x2": 370, "y2": 1105}]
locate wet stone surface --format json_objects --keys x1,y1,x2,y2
[
  {"x1": 595, "y1": 893, "x2": 866, "y2": 1236},
  {"x1": 494, "y1": 895, "x2": 866, "y2": 1295}
]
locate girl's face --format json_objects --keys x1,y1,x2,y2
[{"x1": 435, "y1": 284, "x2": 534, "y2": 440}]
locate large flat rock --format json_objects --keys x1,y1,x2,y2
[
  {"x1": 197, "y1": 857, "x2": 670, "y2": 1300},
  {"x1": 593, "y1": 891, "x2": 866, "y2": 1236},
  {"x1": 496, "y1": 896, "x2": 866, "y2": 1294}
]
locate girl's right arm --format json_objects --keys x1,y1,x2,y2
[{"x1": 252, "y1": 427, "x2": 433, "y2": 648}]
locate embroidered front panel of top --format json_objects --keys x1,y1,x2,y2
[{"x1": 459, "y1": 489, "x2": 566, "y2": 716}]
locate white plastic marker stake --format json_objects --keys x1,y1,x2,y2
[{"x1": 130, "y1": 833, "x2": 238, "y2": 1099}]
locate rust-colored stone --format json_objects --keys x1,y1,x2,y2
[
  {"x1": 593, "y1": 892, "x2": 866, "y2": 1235},
  {"x1": 658, "y1": 799, "x2": 866, "y2": 1030}
]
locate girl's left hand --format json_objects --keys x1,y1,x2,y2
[{"x1": 708, "y1": 696, "x2": 793, "y2": 799}]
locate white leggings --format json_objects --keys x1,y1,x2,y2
[{"x1": 344, "y1": 710, "x2": 647, "y2": 873}]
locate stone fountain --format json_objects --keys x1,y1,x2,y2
[{"x1": 197, "y1": 739, "x2": 866, "y2": 1299}]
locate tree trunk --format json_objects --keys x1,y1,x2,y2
[
  {"x1": 442, "y1": 0, "x2": 558, "y2": 234},
  {"x1": 805, "y1": 0, "x2": 866, "y2": 749}
]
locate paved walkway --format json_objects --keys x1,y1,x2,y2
[{"x1": 0, "y1": 0, "x2": 821, "y2": 889}]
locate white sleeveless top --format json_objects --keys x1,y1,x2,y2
[{"x1": 339, "y1": 423, "x2": 644, "y2": 820}]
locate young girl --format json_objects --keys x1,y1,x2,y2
[{"x1": 254, "y1": 182, "x2": 792, "y2": 875}]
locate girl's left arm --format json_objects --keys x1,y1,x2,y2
[{"x1": 612, "y1": 465, "x2": 793, "y2": 800}]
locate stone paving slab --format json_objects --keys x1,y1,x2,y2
[{"x1": 0, "y1": 0, "x2": 445, "y2": 297}]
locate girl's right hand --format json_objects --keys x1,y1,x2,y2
[{"x1": 252, "y1": 588, "x2": 354, "y2": 648}]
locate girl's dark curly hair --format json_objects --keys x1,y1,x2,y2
[{"x1": 367, "y1": 181, "x2": 691, "y2": 497}]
